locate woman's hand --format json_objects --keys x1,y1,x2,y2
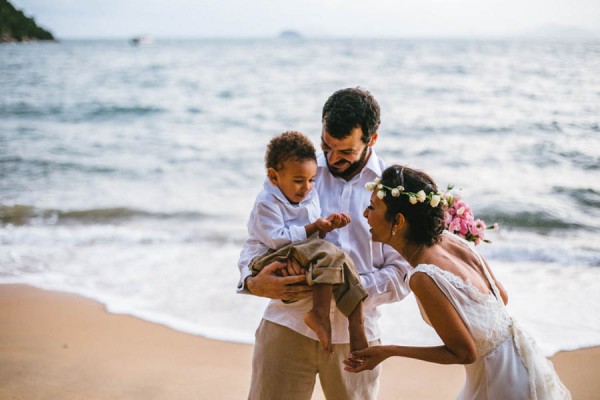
[{"x1": 343, "y1": 345, "x2": 390, "y2": 373}]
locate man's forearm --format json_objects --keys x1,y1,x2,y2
[{"x1": 360, "y1": 265, "x2": 411, "y2": 308}]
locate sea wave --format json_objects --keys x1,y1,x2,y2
[
  {"x1": 554, "y1": 186, "x2": 600, "y2": 208},
  {"x1": 480, "y1": 210, "x2": 587, "y2": 231},
  {"x1": 85, "y1": 105, "x2": 166, "y2": 119},
  {"x1": 0, "y1": 102, "x2": 166, "y2": 121},
  {"x1": 0, "y1": 156, "x2": 121, "y2": 176},
  {"x1": 0, "y1": 204, "x2": 214, "y2": 226}
]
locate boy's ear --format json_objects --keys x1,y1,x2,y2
[{"x1": 267, "y1": 168, "x2": 279, "y2": 185}]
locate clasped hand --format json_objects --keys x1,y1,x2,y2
[
  {"x1": 246, "y1": 258, "x2": 311, "y2": 301},
  {"x1": 343, "y1": 346, "x2": 389, "y2": 373},
  {"x1": 246, "y1": 213, "x2": 349, "y2": 302}
]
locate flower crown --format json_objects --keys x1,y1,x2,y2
[
  {"x1": 365, "y1": 177, "x2": 445, "y2": 208},
  {"x1": 366, "y1": 177, "x2": 498, "y2": 245}
]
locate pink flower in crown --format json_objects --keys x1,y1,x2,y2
[
  {"x1": 459, "y1": 218, "x2": 471, "y2": 235},
  {"x1": 474, "y1": 219, "x2": 486, "y2": 232},
  {"x1": 454, "y1": 200, "x2": 471, "y2": 215},
  {"x1": 442, "y1": 184, "x2": 497, "y2": 245},
  {"x1": 444, "y1": 211, "x2": 454, "y2": 226},
  {"x1": 469, "y1": 222, "x2": 483, "y2": 239},
  {"x1": 448, "y1": 218, "x2": 461, "y2": 234}
]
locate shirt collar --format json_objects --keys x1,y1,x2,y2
[{"x1": 361, "y1": 148, "x2": 383, "y2": 178}]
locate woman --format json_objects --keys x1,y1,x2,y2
[{"x1": 344, "y1": 165, "x2": 570, "y2": 399}]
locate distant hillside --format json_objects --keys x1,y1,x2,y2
[{"x1": 0, "y1": 0, "x2": 54, "y2": 42}]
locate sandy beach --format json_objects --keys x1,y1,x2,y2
[{"x1": 0, "y1": 284, "x2": 597, "y2": 399}]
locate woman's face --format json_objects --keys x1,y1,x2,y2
[{"x1": 363, "y1": 192, "x2": 394, "y2": 243}]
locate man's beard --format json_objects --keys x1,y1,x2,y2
[{"x1": 326, "y1": 145, "x2": 370, "y2": 180}]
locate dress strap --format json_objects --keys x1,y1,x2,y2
[{"x1": 442, "y1": 231, "x2": 502, "y2": 301}]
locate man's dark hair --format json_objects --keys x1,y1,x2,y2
[
  {"x1": 265, "y1": 131, "x2": 316, "y2": 170},
  {"x1": 322, "y1": 87, "x2": 381, "y2": 144}
]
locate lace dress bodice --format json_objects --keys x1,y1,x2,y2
[
  {"x1": 406, "y1": 233, "x2": 571, "y2": 400},
  {"x1": 408, "y1": 263, "x2": 512, "y2": 358}
]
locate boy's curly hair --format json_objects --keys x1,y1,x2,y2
[{"x1": 265, "y1": 131, "x2": 317, "y2": 171}]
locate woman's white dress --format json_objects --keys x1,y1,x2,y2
[{"x1": 406, "y1": 236, "x2": 571, "y2": 399}]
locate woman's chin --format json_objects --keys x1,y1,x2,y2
[{"x1": 369, "y1": 233, "x2": 382, "y2": 243}]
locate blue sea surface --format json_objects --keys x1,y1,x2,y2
[{"x1": 1, "y1": 38, "x2": 599, "y2": 354}]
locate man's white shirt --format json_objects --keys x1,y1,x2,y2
[{"x1": 237, "y1": 150, "x2": 411, "y2": 343}]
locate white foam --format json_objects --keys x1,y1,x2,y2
[{"x1": 2, "y1": 231, "x2": 599, "y2": 356}]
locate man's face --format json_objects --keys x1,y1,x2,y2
[{"x1": 321, "y1": 124, "x2": 377, "y2": 180}]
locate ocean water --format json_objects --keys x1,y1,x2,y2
[{"x1": 1, "y1": 38, "x2": 599, "y2": 356}]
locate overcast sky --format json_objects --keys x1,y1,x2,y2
[{"x1": 12, "y1": 0, "x2": 600, "y2": 39}]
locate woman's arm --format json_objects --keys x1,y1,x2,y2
[{"x1": 344, "y1": 272, "x2": 477, "y2": 372}]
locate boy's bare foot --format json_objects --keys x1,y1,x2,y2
[{"x1": 304, "y1": 311, "x2": 332, "y2": 353}]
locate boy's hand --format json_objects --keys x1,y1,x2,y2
[
  {"x1": 313, "y1": 217, "x2": 332, "y2": 233},
  {"x1": 326, "y1": 213, "x2": 351, "y2": 230}
]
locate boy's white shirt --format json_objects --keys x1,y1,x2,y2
[
  {"x1": 237, "y1": 150, "x2": 411, "y2": 343},
  {"x1": 237, "y1": 178, "x2": 321, "y2": 281}
]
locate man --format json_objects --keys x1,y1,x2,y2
[{"x1": 237, "y1": 87, "x2": 410, "y2": 400}]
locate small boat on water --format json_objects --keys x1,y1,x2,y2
[{"x1": 130, "y1": 35, "x2": 154, "y2": 46}]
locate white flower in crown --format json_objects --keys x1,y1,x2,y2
[
  {"x1": 365, "y1": 182, "x2": 377, "y2": 191},
  {"x1": 416, "y1": 190, "x2": 426, "y2": 203},
  {"x1": 391, "y1": 186, "x2": 405, "y2": 197},
  {"x1": 377, "y1": 190, "x2": 386, "y2": 199},
  {"x1": 409, "y1": 195, "x2": 417, "y2": 204},
  {"x1": 430, "y1": 194, "x2": 441, "y2": 208},
  {"x1": 374, "y1": 177, "x2": 381, "y2": 184}
]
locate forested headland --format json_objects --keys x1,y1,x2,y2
[{"x1": 1, "y1": 0, "x2": 54, "y2": 42}]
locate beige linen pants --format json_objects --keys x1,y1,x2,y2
[
  {"x1": 248, "y1": 320, "x2": 381, "y2": 400},
  {"x1": 250, "y1": 238, "x2": 368, "y2": 316}
]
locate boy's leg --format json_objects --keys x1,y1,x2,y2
[
  {"x1": 249, "y1": 319, "x2": 319, "y2": 400},
  {"x1": 317, "y1": 339, "x2": 382, "y2": 400},
  {"x1": 347, "y1": 301, "x2": 369, "y2": 352},
  {"x1": 304, "y1": 284, "x2": 333, "y2": 353}
]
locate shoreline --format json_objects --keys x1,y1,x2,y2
[{"x1": 1, "y1": 284, "x2": 598, "y2": 399}]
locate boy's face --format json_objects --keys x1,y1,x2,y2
[{"x1": 268, "y1": 159, "x2": 318, "y2": 204}]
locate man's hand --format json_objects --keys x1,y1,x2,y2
[{"x1": 246, "y1": 260, "x2": 311, "y2": 301}]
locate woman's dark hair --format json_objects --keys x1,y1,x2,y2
[
  {"x1": 380, "y1": 165, "x2": 445, "y2": 246},
  {"x1": 322, "y1": 87, "x2": 381, "y2": 144},
  {"x1": 265, "y1": 131, "x2": 316, "y2": 170}
]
